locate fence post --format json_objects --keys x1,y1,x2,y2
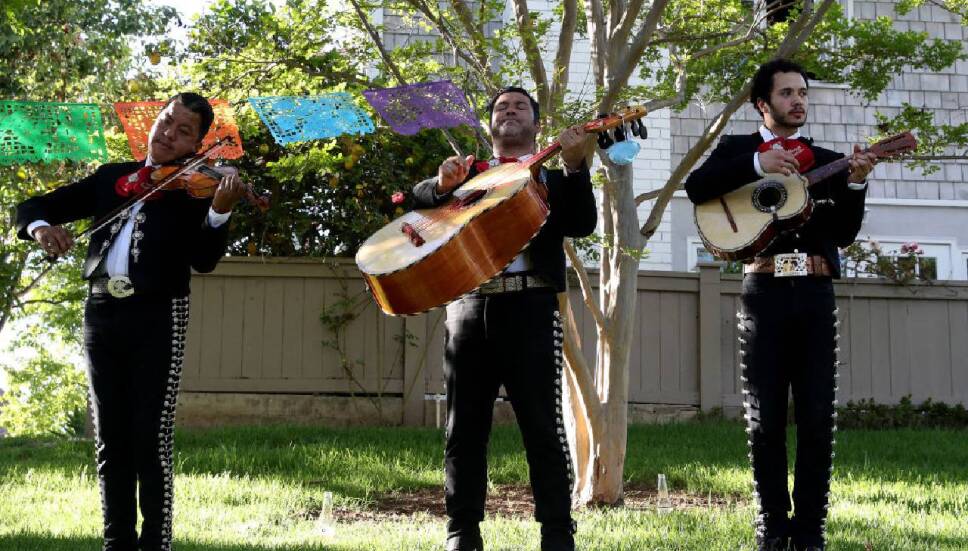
[
  {"x1": 402, "y1": 314, "x2": 427, "y2": 426},
  {"x1": 698, "y1": 262, "x2": 725, "y2": 412}
]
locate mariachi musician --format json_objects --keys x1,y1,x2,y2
[
  {"x1": 15, "y1": 93, "x2": 246, "y2": 551},
  {"x1": 684, "y1": 60, "x2": 876, "y2": 551},
  {"x1": 411, "y1": 86, "x2": 596, "y2": 551}
]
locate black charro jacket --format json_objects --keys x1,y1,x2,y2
[
  {"x1": 684, "y1": 132, "x2": 868, "y2": 278},
  {"x1": 15, "y1": 161, "x2": 230, "y2": 297},
  {"x1": 413, "y1": 163, "x2": 597, "y2": 292}
]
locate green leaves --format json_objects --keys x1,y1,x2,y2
[
  {"x1": 872, "y1": 103, "x2": 968, "y2": 175},
  {"x1": 897, "y1": 0, "x2": 968, "y2": 25},
  {"x1": 0, "y1": 335, "x2": 87, "y2": 438}
]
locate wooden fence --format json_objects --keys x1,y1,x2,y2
[{"x1": 183, "y1": 257, "x2": 968, "y2": 425}]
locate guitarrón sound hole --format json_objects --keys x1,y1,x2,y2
[{"x1": 752, "y1": 181, "x2": 788, "y2": 213}]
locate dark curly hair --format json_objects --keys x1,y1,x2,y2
[{"x1": 750, "y1": 59, "x2": 810, "y2": 118}]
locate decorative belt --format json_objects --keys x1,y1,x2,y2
[
  {"x1": 744, "y1": 254, "x2": 833, "y2": 277},
  {"x1": 89, "y1": 275, "x2": 136, "y2": 298},
  {"x1": 475, "y1": 274, "x2": 554, "y2": 295}
]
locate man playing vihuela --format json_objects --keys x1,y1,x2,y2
[{"x1": 685, "y1": 59, "x2": 876, "y2": 551}]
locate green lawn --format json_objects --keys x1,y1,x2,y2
[{"x1": 1, "y1": 421, "x2": 966, "y2": 550}]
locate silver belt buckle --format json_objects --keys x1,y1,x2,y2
[
  {"x1": 774, "y1": 252, "x2": 808, "y2": 277},
  {"x1": 106, "y1": 275, "x2": 135, "y2": 298}
]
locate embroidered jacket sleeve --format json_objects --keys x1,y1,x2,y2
[{"x1": 15, "y1": 166, "x2": 104, "y2": 240}]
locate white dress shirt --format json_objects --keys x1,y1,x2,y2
[{"x1": 26, "y1": 156, "x2": 231, "y2": 276}]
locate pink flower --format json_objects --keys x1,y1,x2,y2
[
  {"x1": 391, "y1": 191, "x2": 406, "y2": 204},
  {"x1": 900, "y1": 242, "x2": 921, "y2": 254}
]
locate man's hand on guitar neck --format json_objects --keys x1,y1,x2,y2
[
  {"x1": 847, "y1": 144, "x2": 877, "y2": 184},
  {"x1": 559, "y1": 125, "x2": 592, "y2": 172},
  {"x1": 435, "y1": 155, "x2": 476, "y2": 195}
]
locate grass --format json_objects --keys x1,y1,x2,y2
[{"x1": 1, "y1": 421, "x2": 966, "y2": 550}]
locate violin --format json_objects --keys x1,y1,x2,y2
[
  {"x1": 148, "y1": 162, "x2": 270, "y2": 212},
  {"x1": 116, "y1": 139, "x2": 269, "y2": 212}
]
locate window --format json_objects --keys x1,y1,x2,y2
[
  {"x1": 842, "y1": 239, "x2": 957, "y2": 281},
  {"x1": 877, "y1": 254, "x2": 937, "y2": 281},
  {"x1": 687, "y1": 238, "x2": 744, "y2": 273}
]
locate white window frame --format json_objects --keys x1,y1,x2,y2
[
  {"x1": 846, "y1": 236, "x2": 961, "y2": 281},
  {"x1": 686, "y1": 237, "x2": 713, "y2": 272}
]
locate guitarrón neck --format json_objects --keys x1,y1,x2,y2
[
  {"x1": 523, "y1": 141, "x2": 562, "y2": 168},
  {"x1": 805, "y1": 156, "x2": 852, "y2": 187}
]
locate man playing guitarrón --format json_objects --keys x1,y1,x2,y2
[
  {"x1": 685, "y1": 60, "x2": 876, "y2": 551},
  {"x1": 412, "y1": 87, "x2": 596, "y2": 551},
  {"x1": 16, "y1": 93, "x2": 245, "y2": 551}
]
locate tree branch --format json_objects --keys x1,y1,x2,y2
[
  {"x1": 607, "y1": 0, "x2": 645, "y2": 55},
  {"x1": 549, "y1": 0, "x2": 578, "y2": 126},
  {"x1": 564, "y1": 240, "x2": 611, "y2": 348},
  {"x1": 600, "y1": 0, "x2": 671, "y2": 112},
  {"x1": 687, "y1": 31, "x2": 760, "y2": 61},
  {"x1": 558, "y1": 293, "x2": 605, "y2": 425},
  {"x1": 635, "y1": 184, "x2": 680, "y2": 205},
  {"x1": 511, "y1": 0, "x2": 550, "y2": 115},
  {"x1": 582, "y1": 0, "x2": 607, "y2": 88},
  {"x1": 348, "y1": 0, "x2": 464, "y2": 156},
  {"x1": 401, "y1": 0, "x2": 496, "y2": 90}
]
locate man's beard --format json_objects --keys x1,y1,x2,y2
[
  {"x1": 491, "y1": 120, "x2": 537, "y2": 148},
  {"x1": 774, "y1": 110, "x2": 806, "y2": 129}
]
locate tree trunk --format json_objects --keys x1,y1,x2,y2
[{"x1": 564, "y1": 161, "x2": 639, "y2": 506}]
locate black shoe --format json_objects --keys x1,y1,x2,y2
[
  {"x1": 540, "y1": 521, "x2": 576, "y2": 551},
  {"x1": 757, "y1": 537, "x2": 789, "y2": 551},
  {"x1": 790, "y1": 545, "x2": 823, "y2": 551}
]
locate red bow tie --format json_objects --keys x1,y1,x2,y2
[{"x1": 115, "y1": 166, "x2": 162, "y2": 199}]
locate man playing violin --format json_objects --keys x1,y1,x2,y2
[
  {"x1": 15, "y1": 92, "x2": 245, "y2": 551},
  {"x1": 412, "y1": 87, "x2": 597, "y2": 551},
  {"x1": 684, "y1": 60, "x2": 876, "y2": 551}
]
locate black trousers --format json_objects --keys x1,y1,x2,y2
[
  {"x1": 83, "y1": 293, "x2": 189, "y2": 551},
  {"x1": 738, "y1": 274, "x2": 839, "y2": 548},
  {"x1": 443, "y1": 289, "x2": 574, "y2": 535}
]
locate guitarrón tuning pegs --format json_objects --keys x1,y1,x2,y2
[
  {"x1": 597, "y1": 131, "x2": 614, "y2": 150},
  {"x1": 630, "y1": 118, "x2": 646, "y2": 139},
  {"x1": 613, "y1": 124, "x2": 627, "y2": 142}
]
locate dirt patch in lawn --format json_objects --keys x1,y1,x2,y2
[{"x1": 334, "y1": 485, "x2": 745, "y2": 522}]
